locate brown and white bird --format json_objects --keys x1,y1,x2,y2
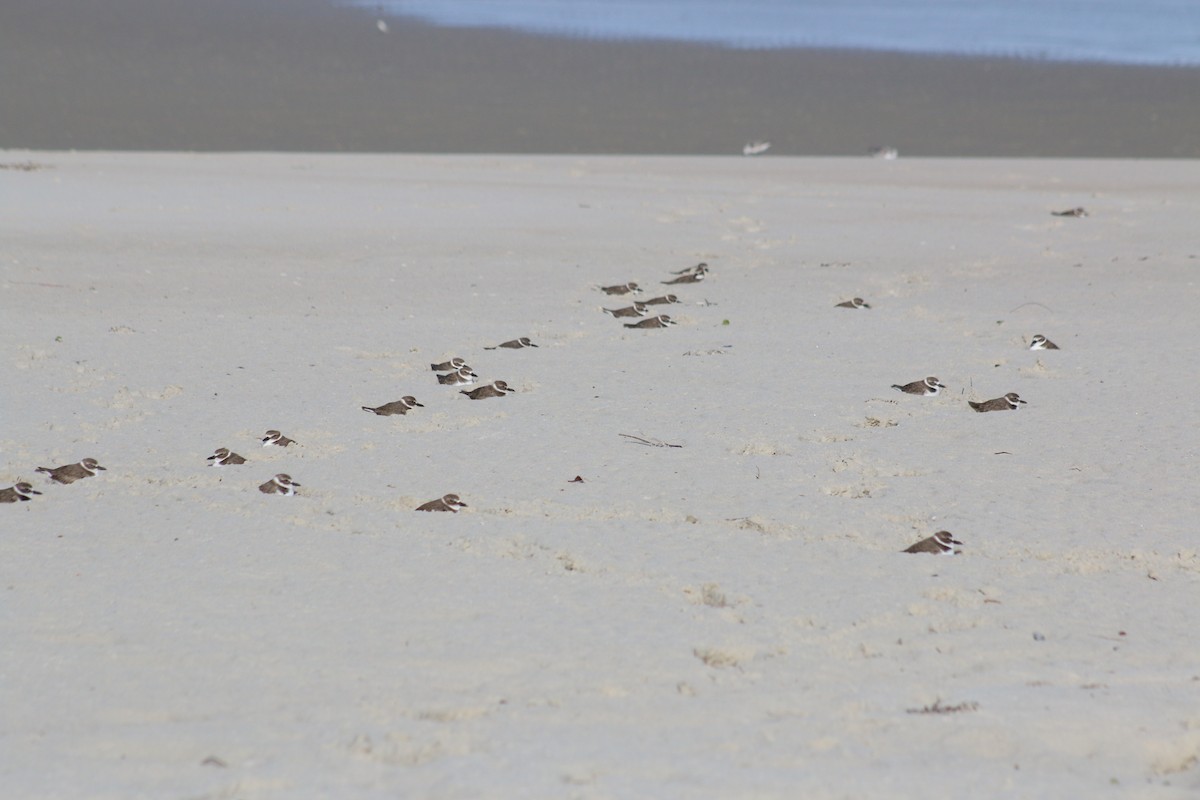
[
  {"x1": 668, "y1": 262, "x2": 708, "y2": 276},
  {"x1": 603, "y1": 302, "x2": 649, "y2": 318},
  {"x1": 662, "y1": 265, "x2": 707, "y2": 285},
  {"x1": 1029, "y1": 334, "x2": 1059, "y2": 351},
  {"x1": 362, "y1": 396, "x2": 424, "y2": 416},
  {"x1": 430, "y1": 357, "x2": 469, "y2": 372},
  {"x1": 259, "y1": 474, "x2": 300, "y2": 495},
  {"x1": 35, "y1": 458, "x2": 106, "y2": 484},
  {"x1": 261, "y1": 430, "x2": 297, "y2": 447},
  {"x1": 892, "y1": 376, "x2": 945, "y2": 396},
  {"x1": 437, "y1": 366, "x2": 479, "y2": 386},
  {"x1": 207, "y1": 447, "x2": 247, "y2": 466},
  {"x1": 642, "y1": 294, "x2": 679, "y2": 306},
  {"x1": 461, "y1": 380, "x2": 514, "y2": 400},
  {"x1": 0, "y1": 482, "x2": 41, "y2": 503},
  {"x1": 903, "y1": 530, "x2": 962, "y2": 555},
  {"x1": 624, "y1": 315, "x2": 676, "y2": 329},
  {"x1": 835, "y1": 297, "x2": 870, "y2": 309},
  {"x1": 1052, "y1": 207, "x2": 1088, "y2": 217},
  {"x1": 600, "y1": 282, "x2": 641, "y2": 296},
  {"x1": 484, "y1": 337, "x2": 538, "y2": 350},
  {"x1": 968, "y1": 392, "x2": 1026, "y2": 412},
  {"x1": 416, "y1": 493, "x2": 468, "y2": 513}
]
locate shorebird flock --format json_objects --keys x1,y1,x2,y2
[{"x1": 5, "y1": 244, "x2": 1067, "y2": 553}]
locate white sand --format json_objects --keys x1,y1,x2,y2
[{"x1": 2, "y1": 151, "x2": 1199, "y2": 797}]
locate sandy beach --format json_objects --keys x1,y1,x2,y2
[
  {"x1": 3, "y1": 0, "x2": 1200, "y2": 156},
  {"x1": 2, "y1": 150, "x2": 1199, "y2": 797}
]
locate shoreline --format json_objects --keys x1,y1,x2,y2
[{"x1": 2, "y1": 0, "x2": 1199, "y2": 156}]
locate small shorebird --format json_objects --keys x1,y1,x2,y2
[
  {"x1": 0, "y1": 482, "x2": 41, "y2": 503},
  {"x1": 462, "y1": 380, "x2": 514, "y2": 400},
  {"x1": 668, "y1": 262, "x2": 707, "y2": 276},
  {"x1": 642, "y1": 294, "x2": 679, "y2": 305},
  {"x1": 362, "y1": 396, "x2": 424, "y2": 416},
  {"x1": 259, "y1": 474, "x2": 299, "y2": 495},
  {"x1": 892, "y1": 377, "x2": 945, "y2": 396},
  {"x1": 430, "y1": 357, "x2": 469, "y2": 372},
  {"x1": 624, "y1": 315, "x2": 676, "y2": 329},
  {"x1": 600, "y1": 282, "x2": 641, "y2": 296},
  {"x1": 35, "y1": 458, "x2": 106, "y2": 484},
  {"x1": 437, "y1": 366, "x2": 479, "y2": 386},
  {"x1": 603, "y1": 302, "x2": 649, "y2": 318},
  {"x1": 968, "y1": 392, "x2": 1026, "y2": 412},
  {"x1": 869, "y1": 146, "x2": 899, "y2": 160},
  {"x1": 261, "y1": 430, "x2": 297, "y2": 447},
  {"x1": 835, "y1": 297, "x2": 870, "y2": 309},
  {"x1": 743, "y1": 140, "x2": 771, "y2": 156},
  {"x1": 662, "y1": 266, "x2": 707, "y2": 285},
  {"x1": 207, "y1": 447, "x2": 247, "y2": 466},
  {"x1": 1029, "y1": 334, "x2": 1059, "y2": 351},
  {"x1": 903, "y1": 531, "x2": 962, "y2": 555},
  {"x1": 484, "y1": 337, "x2": 538, "y2": 350},
  {"x1": 1052, "y1": 207, "x2": 1088, "y2": 217},
  {"x1": 416, "y1": 493, "x2": 468, "y2": 513}
]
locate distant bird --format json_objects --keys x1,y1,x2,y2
[
  {"x1": 416, "y1": 493, "x2": 468, "y2": 513},
  {"x1": 668, "y1": 262, "x2": 707, "y2": 276},
  {"x1": 903, "y1": 531, "x2": 962, "y2": 555},
  {"x1": 484, "y1": 337, "x2": 538, "y2": 350},
  {"x1": 743, "y1": 141, "x2": 771, "y2": 156},
  {"x1": 1028, "y1": 334, "x2": 1059, "y2": 351},
  {"x1": 662, "y1": 265, "x2": 707, "y2": 285},
  {"x1": 35, "y1": 458, "x2": 106, "y2": 484},
  {"x1": 835, "y1": 297, "x2": 870, "y2": 309},
  {"x1": 624, "y1": 315, "x2": 676, "y2": 329},
  {"x1": 0, "y1": 482, "x2": 41, "y2": 503},
  {"x1": 869, "y1": 146, "x2": 898, "y2": 160},
  {"x1": 968, "y1": 393, "x2": 1026, "y2": 413},
  {"x1": 892, "y1": 377, "x2": 945, "y2": 396},
  {"x1": 599, "y1": 282, "x2": 641, "y2": 296},
  {"x1": 362, "y1": 396, "x2": 424, "y2": 416},
  {"x1": 1052, "y1": 207, "x2": 1088, "y2": 217},
  {"x1": 603, "y1": 302, "x2": 649, "y2": 318}
]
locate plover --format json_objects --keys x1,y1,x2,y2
[
  {"x1": 431, "y1": 357, "x2": 469, "y2": 372},
  {"x1": 461, "y1": 380, "x2": 514, "y2": 400},
  {"x1": 662, "y1": 266, "x2": 707, "y2": 285},
  {"x1": 743, "y1": 141, "x2": 771, "y2": 156},
  {"x1": 600, "y1": 282, "x2": 641, "y2": 296},
  {"x1": 259, "y1": 474, "x2": 299, "y2": 495},
  {"x1": 669, "y1": 262, "x2": 707, "y2": 276},
  {"x1": 892, "y1": 376, "x2": 946, "y2": 396},
  {"x1": 362, "y1": 396, "x2": 424, "y2": 416},
  {"x1": 903, "y1": 530, "x2": 962, "y2": 555},
  {"x1": 0, "y1": 482, "x2": 41, "y2": 503},
  {"x1": 484, "y1": 337, "x2": 538, "y2": 350},
  {"x1": 642, "y1": 294, "x2": 679, "y2": 305},
  {"x1": 261, "y1": 430, "x2": 297, "y2": 447},
  {"x1": 35, "y1": 458, "x2": 106, "y2": 484},
  {"x1": 1052, "y1": 207, "x2": 1088, "y2": 217},
  {"x1": 437, "y1": 366, "x2": 479, "y2": 386},
  {"x1": 207, "y1": 447, "x2": 247, "y2": 466},
  {"x1": 1029, "y1": 334, "x2": 1060, "y2": 351},
  {"x1": 968, "y1": 392, "x2": 1026, "y2": 412},
  {"x1": 835, "y1": 297, "x2": 870, "y2": 309},
  {"x1": 416, "y1": 493, "x2": 468, "y2": 513},
  {"x1": 603, "y1": 302, "x2": 649, "y2": 318},
  {"x1": 869, "y1": 146, "x2": 899, "y2": 160},
  {"x1": 624, "y1": 315, "x2": 676, "y2": 329}
]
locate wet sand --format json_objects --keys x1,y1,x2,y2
[{"x1": 2, "y1": 0, "x2": 1199, "y2": 156}]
